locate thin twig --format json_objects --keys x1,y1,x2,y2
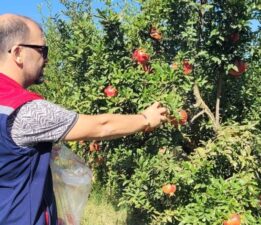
[{"x1": 191, "y1": 110, "x2": 205, "y2": 123}]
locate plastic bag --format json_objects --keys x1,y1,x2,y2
[{"x1": 50, "y1": 143, "x2": 93, "y2": 225}]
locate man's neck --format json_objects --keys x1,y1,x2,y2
[{"x1": 0, "y1": 67, "x2": 25, "y2": 88}]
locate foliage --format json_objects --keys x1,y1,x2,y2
[
  {"x1": 117, "y1": 123, "x2": 261, "y2": 225},
  {"x1": 33, "y1": 0, "x2": 261, "y2": 224}
]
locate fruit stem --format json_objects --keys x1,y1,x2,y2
[{"x1": 193, "y1": 84, "x2": 219, "y2": 133}]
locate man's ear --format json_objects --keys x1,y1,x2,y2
[{"x1": 10, "y1": 46, "x2": 23, "y2": 64}]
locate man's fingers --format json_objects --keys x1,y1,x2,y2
[
  {"x1": 158, "y1": 107, "x2": 167, "y2": 114},
  {"x1": 154, "y1": 105, "x2": 168, "y2": 116},
  {"x1": 160, "y1": 115, "x2": 168, "y2": 122},
  {"x1": 153, "y1": 101, "x2": 161, "y2": 108}
]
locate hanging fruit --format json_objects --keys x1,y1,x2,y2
[
  {"x1": 162, "y1": 184, "x2": 177, "y2": 196},
  {"x1": 169, "y1": 110, "x2": 188, "y2": 127},
  {"x1": 183, "y1": 59, "x2": 193, "y2": 75},
  {"x1": 132, "y1": 48, "x2": 150, "y2": 65},
  {"x1": 104, "y1": 85, "x2": 118, "y2": 97},
  {"x1": 223, "y1": 214, "x2": 241, "y2": 225},
  {"x1": 228, "y1": 60, "x2": 247, "y2": 77}
]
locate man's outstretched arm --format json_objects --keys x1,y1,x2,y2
[{"x1": 64, "y1": 102, "x2": 167, "y2": 141}]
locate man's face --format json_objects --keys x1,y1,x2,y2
[{"x1": 22, "y1": 22, "x2": 48, "y2": 87}]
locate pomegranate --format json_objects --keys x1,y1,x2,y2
[
  {"x1": 183, "y1": 59, "x2": 193, "y2": 75},
  {"x1": 162, "y1": 184, "x2": 177, "y2": 196},
  {"x1": 170, "y1": 110, "x2": 188, "y2": 127},
  {"x1": 132, "y1": 48, "x2": 150, "y2": 65},
  {"x1": 104, "y1": 85, "x2": 118, "y2": 97},
  {"x1": 228, "y1": 60, "x2": 247, "y2": 77},
  {"x1": 223, "y1": 214, "x2": 241, "y2": 225}
]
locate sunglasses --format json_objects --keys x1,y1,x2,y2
[{"x1": 8, "y1": 44, "x2": 48, "y2": 60}]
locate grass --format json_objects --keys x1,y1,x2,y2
[
  {"x1": 80, "y1": 187, "x2": 143, "y2": 225},
  {"x1": 80, "y1": 190, "x2": 128, "y2": 225}
]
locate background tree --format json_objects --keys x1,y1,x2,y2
[{"x1": 34, "y1": 0, "x2": 260, "y2": 224}]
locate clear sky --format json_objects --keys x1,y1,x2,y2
[
  {"x1": 0, "y1": 0, "x2": 259, "y2": 30},
  {"x1": 0, "y1": 0, "x2": 65, "y2": 24}
]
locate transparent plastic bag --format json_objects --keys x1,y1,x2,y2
[{"x1": 50, "y1": 143, "x2": 93, "y2": 225}]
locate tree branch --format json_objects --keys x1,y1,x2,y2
[
  {"x1": 215, "y1": 74, "x2": 223, "y2": 126},
  {"x1": 193, "y1": 84, "x2": 219, "y2": 132}
]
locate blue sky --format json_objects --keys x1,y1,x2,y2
[
  {"x1": 0, "y1": 0, "x2": 64, "y2": 24},
  {"x1": 0, "y1": 0, "x2": 259, "y2": 30},
  {"x1": 0, "y1": 0, "x2": 110, "y2": 26}
]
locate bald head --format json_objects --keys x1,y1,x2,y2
[{"x1": 0, "y1": 14, "x2": 43, "y2": 59}]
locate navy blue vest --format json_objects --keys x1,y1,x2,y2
[{"x1": 0, "y1": 73, "x2": 57, "y2": 225}]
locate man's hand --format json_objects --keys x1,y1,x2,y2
[{"x1": 140, "y1": 102, "x2": 168, "y2": 130}]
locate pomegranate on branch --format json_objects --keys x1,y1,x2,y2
[
  {"x1": 228, "y1": 60, "x2": 247, "y2": 77},
  {"x1": 104, "y1": 85, "x2": 118, "y2": 97},
  {"x1": 132, "y1": 48, "x2": 150, "y2": 65},
  {"x1": 169, "y1": 110, "x2": 188, "y2": 127},
  {"x1": 162, "y1": 184, "x2": 177, "y2": 196},
  {"x1": 223, "y1": 214, "x2": 241, "y2": 225},
  {"x1": 183, "y1": 59, "x2": 193, "y2": 75}
]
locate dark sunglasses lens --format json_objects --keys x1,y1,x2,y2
[{"x1": 42, "y1": 47, "x2": 48, "y2": 59}]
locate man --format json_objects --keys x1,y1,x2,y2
[{"x1": 0, "y1": 14, "x2": 167, "y2": 225}]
